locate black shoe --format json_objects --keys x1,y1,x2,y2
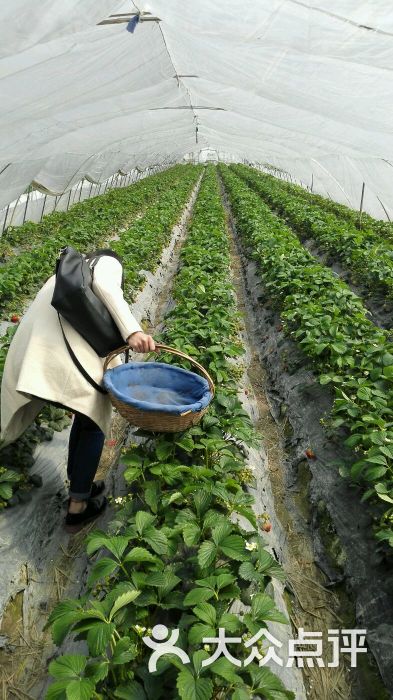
[
  {"x1": 65, "y1": 496, "x2": 107, "y2": 533},
  {"x1": 90, "y1": 480, "x2": 105, "y2": 498}
]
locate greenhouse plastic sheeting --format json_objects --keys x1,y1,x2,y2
[{"x1": 1, "y1": 1, "x2": 393, "y2": 218}]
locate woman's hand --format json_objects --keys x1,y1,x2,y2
[{"x1": 127, "y1": 331, "x2": 156, "y2": 353}]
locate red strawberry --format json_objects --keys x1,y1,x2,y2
[
  {"x1": 305, "y1": 448, "x2": 316, "y2": 459},
  {"x1": 262, "y1": 522, "x2": 272, "y2": 533},
  {"x1": 10, "y1": 314, "x2": 20, "y2": 323}
]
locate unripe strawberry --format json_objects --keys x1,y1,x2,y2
[{"x1": 263, "y1": 522, "x2": 272, "y2": 533}]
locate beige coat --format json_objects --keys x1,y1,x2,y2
[{"x1": 0, "y1": 255, "x2": 142, "y2": 445}]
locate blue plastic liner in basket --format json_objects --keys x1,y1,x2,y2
[{"x1": 103, "y1": 361, "x2": 212, "y2": 414}]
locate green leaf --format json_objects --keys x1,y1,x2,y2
[
  {"x1": 193, "y1": 490, "x2": 212, "y2": 518},
  {"x1": 219, "y1": 535, "x2": 249, "y2": 561},
  {"x1": 192, "y1": 650, "x2": 210, "y2": 676},
  {"x1": 87, "y1": 622, "x2": 115, "y2": 656},
  {"x1": 0, "y1": 469, "x2": 20, "y2": 483},
  {"x1": 184, "y1": 588, "x2": 214, "y2": 606},
  {"x1": 232, "y1": 689, "x2": 251, "y2": 700},
  {"x1": 111, "y1": 637, "x2": 137, "y2": 665},
  {"x1": 47, "y1": 601, "x2": 84, "y2": 646},
  {"x1": 135, "y1": 511, "x2": 156, "y2": 536},
  {"x1": 192, "y1": 602, "x2": 217, "y2": 626},
  {"x1": 105, "y1": 536, "x2": 130, "y2": 561},
  {"x1": 123, "y1": 547, "x2": 157, "y2": 563},
  {"x1": 377, "y1": 492, "x2": 393, "y2": 504},
  {"x1": 87, "y1": 557, "x2": 118, "y2": 587},
  {"x1": 238, "y1": 561, "x2": 261, "y2": 582},
  {"x1": 85, "y1": 531, "x2": 110, "y2": 556},
  {"x1": 175, "y1": 436, "x2": 195, "y2": 452},
  {"x1": 198, "y1": 541, "x2": 217, "y2": 569},
  {"x1": 114, "y1": 681, "x2": 147, "y2": 699},
  {"x1": 85, "y1": 661, "x2": 109, "y2": 683},
  {"x1": 211, "y1": 521, "x2": 232, "y2": 546},
  {"x1": 365, "y1": 455, "x2": 387, "y2": 466},
  {"x1": 109, "y1": 590, "x2": 141, "y2": 620},
  {"x1": 209, "y1": 656, "x2": 243, "y2": 683},
  {"x1": 155, "y1": 441, "x2": 174, "y2": 461},
  {"x1": 215, "y1": 573, "x2": 236, "y2": 590},
  {"x1": 124, "y1": 466, "x2": 142, "y2": 483},
  {"x1": 49, "y1": 655, "x2": 87, "y2": 680},
  {"x1": 234, "y1": 505, "x2": 257, "y2": 529},
  {"x1": 183, "y1": 522, "x2": 201, "y2": 546},
  {"x1": 319, "y1": 374, "x2": 332, "y2": 385},
  {"x1": 218, "y1": 612, "x2": 242, "y2": 633},
  {"x1": 189, "y1": 623, "x2": 216, "y2": 646},
  {"x1": 251, "y1": 594, "x2": 288, "y2": 625},
  {"x1": 0, "y1": 483, "x2": 13, "y2": 500},
  {"x1": 144, "y1": 481, "x2": 160, "y2": 513},
  {"x1": 143, "y1": 526, "x2": 168, "y2": 554},
  {"x1": 65, "y1": 678, "x2": 95, "y2": 700},
  {"x1": 176, "y1": 669, "x2": 213, "y2": 700},
  {"x1": 252, "y1": 666, "x2": 295, "y2": 700},
  {"x1": 46, "y1": 680, "x2": 68, "y2": 700}
]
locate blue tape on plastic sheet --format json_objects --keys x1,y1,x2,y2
[
  {"x1": 104, "y1": 362, "x2": 212, "y2": 414},
  {"x1": 127, "y1": 15, "x2": 140, "y2": 33}
]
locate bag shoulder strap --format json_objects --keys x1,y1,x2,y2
[
  {"x1": 58, "y1": 314, "x2": 108, "y2": 395},
  {"x1": 87, "y1": 253, "x2": 125, "y2": 290}
]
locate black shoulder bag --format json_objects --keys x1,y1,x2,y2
[{"x1": 51, "y1": 246, "x2": 127, "y2": 394}]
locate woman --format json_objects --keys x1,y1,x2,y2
[{"x1": 0, "y1": 248, "x2": 156, "y2": 530}]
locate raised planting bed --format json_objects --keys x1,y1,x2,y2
[
  {"x1": 233, "y1": 164, "x2": 393, "y2": 304},
  {"x1": 45, "y1": 167, "x2": 296, "y2": 700}
]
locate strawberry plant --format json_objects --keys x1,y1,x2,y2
[
  {"x1": 46, "y1": 167, "x2": 293, "y2": 700},
  {"x1": 220, "y1": 164, "x2": 393, "y2": 549},
  {"x1": 234, "y1": 164, "x2": 393, "y2": 301},
  {"x1": 0, "y1": 166, "x2": 199, "y2": 315}
]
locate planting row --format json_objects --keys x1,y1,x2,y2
[
  {"x1": 46, "y1": 167, "x2": 294, "y2": 700},
  {"x1": 265, "y1": 170, "x2": 393, "y2": 240},
  {"x1": 219, "y1": 164, "x2": 393, "y2": 549},
  {"x1": 0, "y1": 167, "x2": 201, "y2": 510},
  {"x1": 0, "y1": 165, "x2": 199, "y2": 316},
  {"x1": 233, "y1": 164, "x2": 393, "y2": 302}
]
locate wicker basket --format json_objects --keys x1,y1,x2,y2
[{"x1": 103, "y1": 343, "x2": 215, "y2": 432}]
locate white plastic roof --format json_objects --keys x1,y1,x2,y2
[{"x1": 1, "y1": 1, "x2": 393, "y2": 218}]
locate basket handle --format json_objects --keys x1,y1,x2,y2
[{"x1": 104, "y1": 343, "x2": 215, "y2": 397}]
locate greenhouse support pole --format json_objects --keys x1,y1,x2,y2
[
  {"x1": 359, "y1": 182, "x2": 365, "y2": 229},
  {"x1": 2, "y1": 203, "x2": 11, "y2": 233},
  {"x1": 78, "y1": 179, "x2": 84, "y2": 202},
  {"x1": 311, "y1": 174, "x2": 314, "y2": 192},
  {"x1": 66, "y1": 189, "x2": 72, "y2": 211},
  {"x1": 40, "y1": 195, "x2": 47, "y2": 221},
  {"x1": 88, "y1": 182, "x2": 94, "y2": 198},
  {"x1": 22, "y1": 189, "x2": 30, "y2": 224},
  {"x1": 377, "y1": 196, "x2": 391, "y2": 222}
]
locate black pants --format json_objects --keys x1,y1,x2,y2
[{"x1": 67, "y1": 413, "x2": 105, "y2": 500}]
